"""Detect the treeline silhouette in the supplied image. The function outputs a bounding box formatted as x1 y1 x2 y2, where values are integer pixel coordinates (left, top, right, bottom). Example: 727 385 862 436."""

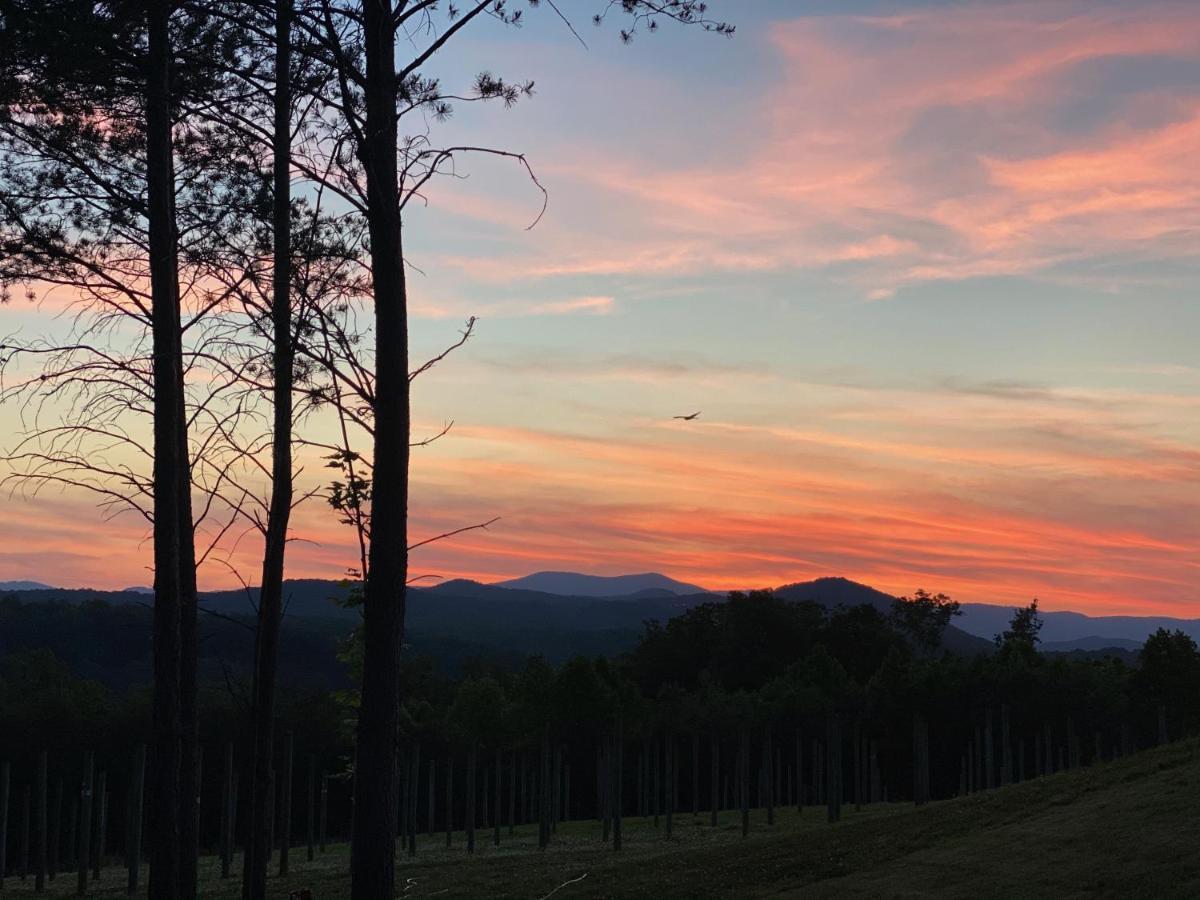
2 589 1197 887
0 597 350 691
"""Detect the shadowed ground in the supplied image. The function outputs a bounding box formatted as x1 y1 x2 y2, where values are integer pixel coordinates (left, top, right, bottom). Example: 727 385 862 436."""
7 738 1198 898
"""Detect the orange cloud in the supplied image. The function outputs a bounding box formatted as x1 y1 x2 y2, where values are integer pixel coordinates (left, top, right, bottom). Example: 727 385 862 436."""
6 361 1199 618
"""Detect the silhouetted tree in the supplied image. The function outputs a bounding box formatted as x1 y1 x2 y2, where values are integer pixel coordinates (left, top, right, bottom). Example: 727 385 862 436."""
0 5 235 895
996 600 1044 661
891 589 961 656
287 2 730 892
1135 629 1200 736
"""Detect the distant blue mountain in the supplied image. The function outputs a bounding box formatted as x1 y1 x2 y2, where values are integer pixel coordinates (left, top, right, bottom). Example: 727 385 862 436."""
3 570 1183 653
956 603 1200 647
1041 636 1144 652
493 571 708 597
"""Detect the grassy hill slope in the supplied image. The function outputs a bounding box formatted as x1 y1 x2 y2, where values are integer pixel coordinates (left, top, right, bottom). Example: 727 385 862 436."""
12 737 1196 898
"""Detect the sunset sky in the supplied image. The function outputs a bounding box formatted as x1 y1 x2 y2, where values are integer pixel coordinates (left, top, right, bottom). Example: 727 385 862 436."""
3 0 1200 617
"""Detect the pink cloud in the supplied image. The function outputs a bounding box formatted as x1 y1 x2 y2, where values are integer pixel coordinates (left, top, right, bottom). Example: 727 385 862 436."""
525 295 614 316
429 3 1200 298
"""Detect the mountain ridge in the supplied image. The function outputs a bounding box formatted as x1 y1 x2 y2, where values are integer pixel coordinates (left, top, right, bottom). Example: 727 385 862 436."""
2 572 1190 648
0 580 53 591
493 570 707 597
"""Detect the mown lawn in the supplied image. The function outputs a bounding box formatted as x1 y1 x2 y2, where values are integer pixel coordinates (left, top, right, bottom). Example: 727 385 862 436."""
8 738 1198 898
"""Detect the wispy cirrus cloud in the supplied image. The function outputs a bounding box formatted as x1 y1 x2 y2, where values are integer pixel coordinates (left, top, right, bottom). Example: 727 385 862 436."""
429 2 1200 300
11 369 1200 615
524 295 614 316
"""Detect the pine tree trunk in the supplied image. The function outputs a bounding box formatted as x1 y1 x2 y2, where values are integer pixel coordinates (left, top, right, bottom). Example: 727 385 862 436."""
265 773 275 865
67 797 78 873
691 734 699 818
538 733 550 849
1001 705 1012 785
351 0 411 893
407 746 419 856
50 776 62 881
221 746 233 878
912 715 921 805
245 0 297 887
863 739 871 805
984 710 994 790
652 739 660 829
479 765 486 835
0 762 8 891
665 736 674 838
93 769 108 880
709 733 719 827
126 744 145 894
178 479 199 900
563 763 570 827
776 749 783 809
493 751 501 847
398 748 409 856
601 741 611 844
444 760 453 849
507 752 515 836
551 749 561 835
319 774 328 854
739 730 749 837
35 751 47 892
826 719 841 823
278 733 293 875
612 720 623 851
146 2 184 895
466 745 476 854
795 731 803 813
870 741 880 803
595 745 603 824
77 752 94 897
20 784 29 881
852 738 860 808
306 756 315 862
429 759 437 839
639 745 647 819
245 2 296 884
812 739 822 806
519 753 527 827
764 726 774 825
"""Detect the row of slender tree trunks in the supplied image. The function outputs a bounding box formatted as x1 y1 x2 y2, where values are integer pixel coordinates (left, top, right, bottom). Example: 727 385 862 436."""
0 739 340 894
0 753 106 894
0 705 1174 888
954 705 1163 797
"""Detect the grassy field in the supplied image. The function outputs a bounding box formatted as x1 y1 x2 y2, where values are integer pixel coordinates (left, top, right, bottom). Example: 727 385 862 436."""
7 738 1198 898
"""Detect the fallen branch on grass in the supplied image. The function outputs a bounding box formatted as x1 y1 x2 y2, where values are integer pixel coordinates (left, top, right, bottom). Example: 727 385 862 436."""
538 872 589 900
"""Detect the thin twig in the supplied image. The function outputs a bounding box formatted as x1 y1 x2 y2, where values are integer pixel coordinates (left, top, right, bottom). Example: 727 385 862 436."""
538 873 589 900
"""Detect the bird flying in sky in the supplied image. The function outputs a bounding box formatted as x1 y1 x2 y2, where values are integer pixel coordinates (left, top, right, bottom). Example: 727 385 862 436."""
673 411 701 421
